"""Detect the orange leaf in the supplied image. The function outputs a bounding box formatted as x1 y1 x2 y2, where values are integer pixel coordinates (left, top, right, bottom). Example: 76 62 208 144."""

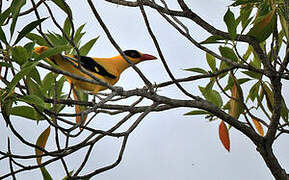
219 121 230 152
35 126 51 165
252 118 264 136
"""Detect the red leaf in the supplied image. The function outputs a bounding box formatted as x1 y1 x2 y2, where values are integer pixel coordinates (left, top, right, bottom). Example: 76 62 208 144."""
219 121 230 152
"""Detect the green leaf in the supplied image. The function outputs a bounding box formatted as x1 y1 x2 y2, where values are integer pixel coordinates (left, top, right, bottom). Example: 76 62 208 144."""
241 16 254 33
28 67 42 85
200 35 225 44
262 82 274 112
278 9 288 40
10 106 45 120
224 8 237 39
18 94 46 109
11 46 28 65
55 95 67 113
251 56 261 69
42 72 56 93
24 41 36 58
219 46 239 62
34 45 69 61
231 0 261 6
184 110 210 116
73 24 86 44
247 9 276 42
207 90 223 108
206 53 216 72
241 70 262 79
10 0 26 37
281 98 288 122
45 32 65 46
40 167 53 180
0 96 14 122
239 4 254 30
205 79 215 91
243 45 253 60
184 67 207 74
224 77 251 91
14 18 47 45
62 171 74 180
199 86 223 108
55 76 67 98
0 7 11 25
218 61 229 79
5 61 39 98
79 37 99 56
51 0 72 17
0 62 12 68
77 89 88 102
25 33 48 46
27 77 44 98
0 26 8 44
35 126 51 165
237 78 252 84
63 17 72 37
246 81 260 102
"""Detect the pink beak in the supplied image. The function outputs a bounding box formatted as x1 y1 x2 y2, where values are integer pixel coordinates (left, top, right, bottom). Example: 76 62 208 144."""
140 54 157 61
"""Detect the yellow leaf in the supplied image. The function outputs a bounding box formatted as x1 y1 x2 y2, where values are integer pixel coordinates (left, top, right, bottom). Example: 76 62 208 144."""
252 117 264 136
229 74 244 119
35 126 51 165
219 120 230 152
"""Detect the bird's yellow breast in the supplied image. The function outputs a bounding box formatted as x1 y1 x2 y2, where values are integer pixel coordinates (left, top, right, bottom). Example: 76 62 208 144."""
56 55 121 94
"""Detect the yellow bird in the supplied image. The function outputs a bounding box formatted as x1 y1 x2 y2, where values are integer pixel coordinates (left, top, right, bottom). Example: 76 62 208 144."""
34 46 157 94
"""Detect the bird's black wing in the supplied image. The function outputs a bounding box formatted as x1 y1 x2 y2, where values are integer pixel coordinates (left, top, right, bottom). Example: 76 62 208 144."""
72 55 117 79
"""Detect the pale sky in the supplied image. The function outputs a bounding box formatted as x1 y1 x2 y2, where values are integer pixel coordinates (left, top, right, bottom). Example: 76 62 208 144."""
1 0 287 179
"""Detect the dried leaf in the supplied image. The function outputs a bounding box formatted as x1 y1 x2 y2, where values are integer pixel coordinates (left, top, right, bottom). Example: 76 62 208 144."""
252 118 264 136
35 126 51 165
229 74 244 119
219 121 230 152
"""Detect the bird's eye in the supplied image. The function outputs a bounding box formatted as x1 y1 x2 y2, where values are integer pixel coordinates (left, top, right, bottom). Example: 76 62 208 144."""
124 50 141 58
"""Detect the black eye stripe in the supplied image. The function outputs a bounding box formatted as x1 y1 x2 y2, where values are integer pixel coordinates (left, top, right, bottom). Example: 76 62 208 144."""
124 50 141 58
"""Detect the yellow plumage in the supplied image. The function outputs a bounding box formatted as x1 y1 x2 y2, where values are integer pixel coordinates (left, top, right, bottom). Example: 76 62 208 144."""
34 46 157 94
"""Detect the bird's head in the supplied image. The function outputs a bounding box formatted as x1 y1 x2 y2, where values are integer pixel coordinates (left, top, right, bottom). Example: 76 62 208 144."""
122 50 157 64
